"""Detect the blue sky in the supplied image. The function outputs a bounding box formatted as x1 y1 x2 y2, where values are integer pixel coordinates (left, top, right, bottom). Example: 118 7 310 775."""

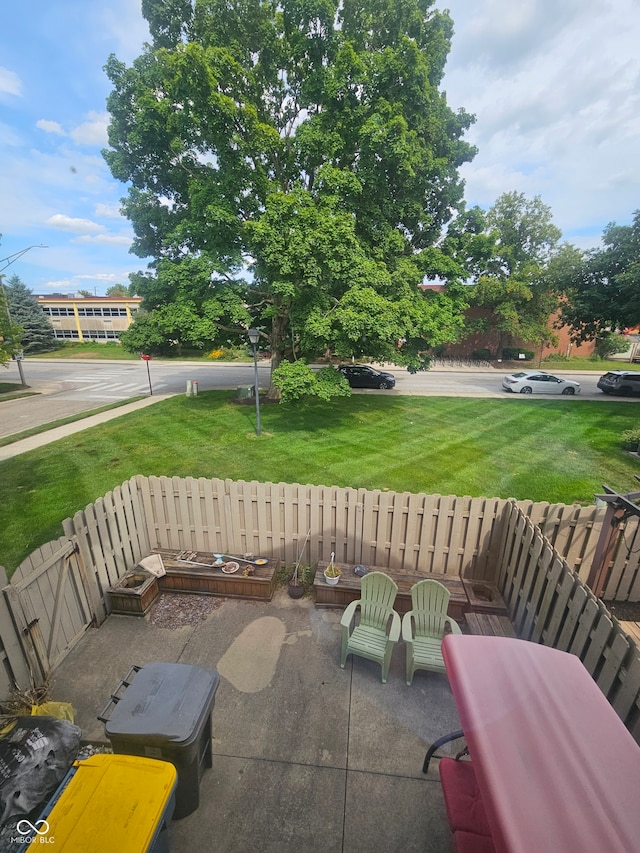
1 0 639 296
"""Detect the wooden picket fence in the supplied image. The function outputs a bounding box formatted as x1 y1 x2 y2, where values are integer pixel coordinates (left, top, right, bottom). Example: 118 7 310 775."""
3 474 640 725
497 502 640 742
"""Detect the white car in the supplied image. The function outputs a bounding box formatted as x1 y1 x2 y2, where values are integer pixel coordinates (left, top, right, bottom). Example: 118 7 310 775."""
502 371 581 395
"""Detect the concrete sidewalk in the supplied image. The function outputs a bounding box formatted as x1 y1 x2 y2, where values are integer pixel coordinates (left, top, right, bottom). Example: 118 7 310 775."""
51 589 460 853
0 394 171 461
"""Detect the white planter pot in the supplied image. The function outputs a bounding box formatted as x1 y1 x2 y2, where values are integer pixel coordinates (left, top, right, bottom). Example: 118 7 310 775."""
324 572 340 586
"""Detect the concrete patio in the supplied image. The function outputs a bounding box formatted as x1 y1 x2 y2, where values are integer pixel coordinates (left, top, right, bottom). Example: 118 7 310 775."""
50 588 461 853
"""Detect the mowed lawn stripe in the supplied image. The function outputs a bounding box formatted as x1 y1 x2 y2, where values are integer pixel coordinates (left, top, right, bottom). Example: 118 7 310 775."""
1 392 639 573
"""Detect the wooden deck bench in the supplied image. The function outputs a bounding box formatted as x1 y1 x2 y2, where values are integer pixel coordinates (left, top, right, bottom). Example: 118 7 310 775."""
314 561 468 620
465 612 517 638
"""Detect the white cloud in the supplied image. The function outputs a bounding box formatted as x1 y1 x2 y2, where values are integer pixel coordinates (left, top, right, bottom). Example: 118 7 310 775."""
440 0 640 244
95 202 122 218
0 66 21 97
74 233 132 246
75 273 122 282
101 1 151 61
37 119 66 136
70 111 109 146
45 213 106 234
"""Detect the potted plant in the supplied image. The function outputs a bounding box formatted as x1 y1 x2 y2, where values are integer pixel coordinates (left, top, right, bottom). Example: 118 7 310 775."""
324 552 342 586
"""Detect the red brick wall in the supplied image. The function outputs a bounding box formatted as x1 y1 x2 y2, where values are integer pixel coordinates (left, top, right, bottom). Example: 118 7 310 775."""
442 308 595 359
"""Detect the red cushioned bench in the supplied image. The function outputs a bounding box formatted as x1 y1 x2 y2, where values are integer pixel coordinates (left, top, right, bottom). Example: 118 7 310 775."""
439 758 495 853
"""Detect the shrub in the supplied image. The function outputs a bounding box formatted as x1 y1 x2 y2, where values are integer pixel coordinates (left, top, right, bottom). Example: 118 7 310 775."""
471 348 493 360
272 361 351 402
502 347 534 361
621 429 640 451
593 332 628 361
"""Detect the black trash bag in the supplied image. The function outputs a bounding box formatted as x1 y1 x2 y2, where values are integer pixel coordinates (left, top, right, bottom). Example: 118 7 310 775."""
0 716 81 824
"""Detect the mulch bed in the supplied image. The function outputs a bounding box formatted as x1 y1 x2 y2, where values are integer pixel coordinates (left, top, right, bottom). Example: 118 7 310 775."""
147 592 223 629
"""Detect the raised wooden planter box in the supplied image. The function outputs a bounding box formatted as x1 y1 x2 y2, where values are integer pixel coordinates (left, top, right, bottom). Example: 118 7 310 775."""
152 549 279 602
462 578 508 616
107 571 159 616
313 562 469 620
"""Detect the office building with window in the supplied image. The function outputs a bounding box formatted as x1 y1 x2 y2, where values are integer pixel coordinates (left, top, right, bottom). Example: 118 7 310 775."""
37 295 142 342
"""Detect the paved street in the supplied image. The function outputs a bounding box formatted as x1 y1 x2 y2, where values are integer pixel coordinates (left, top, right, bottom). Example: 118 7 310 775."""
3 357 627 401
1 358 638 446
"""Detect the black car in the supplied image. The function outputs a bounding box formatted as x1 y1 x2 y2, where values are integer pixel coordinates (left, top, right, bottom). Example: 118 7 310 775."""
337 364 396 389
597 371 640 396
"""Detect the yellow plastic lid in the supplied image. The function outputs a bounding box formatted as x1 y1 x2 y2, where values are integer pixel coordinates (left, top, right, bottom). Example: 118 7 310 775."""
44 753 177 851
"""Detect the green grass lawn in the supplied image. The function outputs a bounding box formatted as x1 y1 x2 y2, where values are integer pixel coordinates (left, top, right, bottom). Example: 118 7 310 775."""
1 392 639 573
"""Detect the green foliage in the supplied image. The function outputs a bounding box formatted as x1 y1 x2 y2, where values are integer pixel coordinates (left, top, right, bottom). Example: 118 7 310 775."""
0 284 24 365
621 428 640 451
556 211 640 341
502 347 534 361
103 0 476 390
2 275 56 355
467 192 563 354
271 361 351 403
485 192 562 276
106 283 138 297
593 332 628 360
471 348 492 360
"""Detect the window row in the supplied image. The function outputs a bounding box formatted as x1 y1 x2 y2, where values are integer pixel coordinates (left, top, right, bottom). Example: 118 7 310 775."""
53 329 121 340
43 307 136 317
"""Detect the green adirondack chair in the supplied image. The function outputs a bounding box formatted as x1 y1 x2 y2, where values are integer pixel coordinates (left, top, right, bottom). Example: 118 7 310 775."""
402 578 462 685
340 571 401 683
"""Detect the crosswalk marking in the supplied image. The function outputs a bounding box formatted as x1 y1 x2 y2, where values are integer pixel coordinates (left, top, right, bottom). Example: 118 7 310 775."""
60 373 164 401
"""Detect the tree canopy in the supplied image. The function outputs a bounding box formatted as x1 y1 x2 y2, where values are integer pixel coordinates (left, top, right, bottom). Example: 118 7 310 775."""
104 0 477 393
0 281 24 366
466 192 563 356
556 210 640 342
106 283 139 297
2 275 55 356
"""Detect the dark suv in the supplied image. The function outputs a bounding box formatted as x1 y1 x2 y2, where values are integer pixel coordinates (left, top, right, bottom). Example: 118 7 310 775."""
597 371 640 396
337 364 395 389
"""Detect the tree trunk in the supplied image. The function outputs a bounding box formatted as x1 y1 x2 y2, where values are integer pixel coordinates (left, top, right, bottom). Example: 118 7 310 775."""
267 312 288 400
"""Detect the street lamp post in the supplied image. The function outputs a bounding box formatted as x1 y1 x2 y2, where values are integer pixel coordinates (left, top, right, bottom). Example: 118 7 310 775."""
247 328 261 436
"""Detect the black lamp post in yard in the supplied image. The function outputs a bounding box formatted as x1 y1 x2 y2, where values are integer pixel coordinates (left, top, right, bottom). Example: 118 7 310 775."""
247 328 261 436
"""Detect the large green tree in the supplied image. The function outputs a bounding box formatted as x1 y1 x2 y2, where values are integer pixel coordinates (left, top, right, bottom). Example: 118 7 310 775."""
3 275 56 354
467 192 563 356
106 283 139 297
104 0 476 392
557 210 640 342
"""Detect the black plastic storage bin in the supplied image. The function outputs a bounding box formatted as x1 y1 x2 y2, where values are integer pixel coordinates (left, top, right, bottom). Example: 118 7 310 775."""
100 662 220 819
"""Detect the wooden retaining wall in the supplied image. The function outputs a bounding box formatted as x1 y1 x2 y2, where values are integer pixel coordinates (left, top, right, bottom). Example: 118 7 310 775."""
497 502 640 743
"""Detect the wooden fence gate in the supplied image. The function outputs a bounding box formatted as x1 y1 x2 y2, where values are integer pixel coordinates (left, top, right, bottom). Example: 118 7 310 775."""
2 537 97 684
